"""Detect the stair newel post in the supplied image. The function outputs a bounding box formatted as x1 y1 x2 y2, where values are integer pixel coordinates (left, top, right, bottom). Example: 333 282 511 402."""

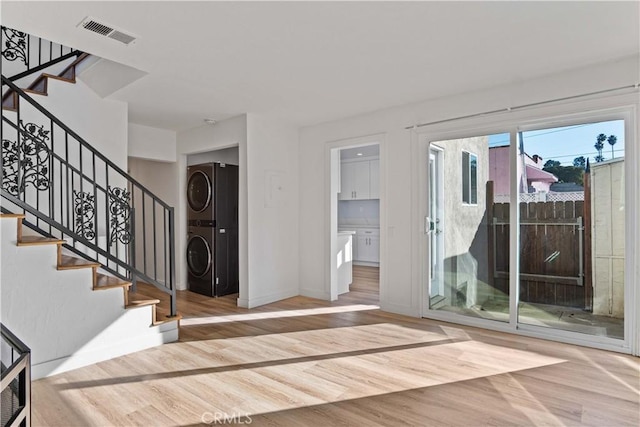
129 207 137 293
168 206 176 317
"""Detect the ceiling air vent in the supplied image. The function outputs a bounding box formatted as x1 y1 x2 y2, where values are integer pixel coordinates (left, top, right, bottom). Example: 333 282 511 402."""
78 17 137 45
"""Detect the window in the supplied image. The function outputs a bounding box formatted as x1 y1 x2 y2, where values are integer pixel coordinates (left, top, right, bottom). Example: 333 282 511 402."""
462 151 477 204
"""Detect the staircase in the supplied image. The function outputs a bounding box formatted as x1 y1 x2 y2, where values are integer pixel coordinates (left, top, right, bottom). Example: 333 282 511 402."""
2 52 90 111
1 26 179 378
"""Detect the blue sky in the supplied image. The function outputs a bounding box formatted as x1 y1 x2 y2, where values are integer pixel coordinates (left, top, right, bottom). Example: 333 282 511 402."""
488 120 625 166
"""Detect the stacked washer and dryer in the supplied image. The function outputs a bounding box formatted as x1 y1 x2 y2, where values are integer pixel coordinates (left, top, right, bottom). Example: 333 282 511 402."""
186 163 239 297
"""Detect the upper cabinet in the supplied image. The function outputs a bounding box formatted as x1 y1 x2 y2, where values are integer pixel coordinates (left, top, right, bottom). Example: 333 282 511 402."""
339 158 379 200
369 159 379 199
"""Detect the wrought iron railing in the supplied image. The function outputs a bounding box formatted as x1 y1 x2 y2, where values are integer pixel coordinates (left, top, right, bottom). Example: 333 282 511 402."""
1 323 31 427
1 26 82 82
0 76 177 316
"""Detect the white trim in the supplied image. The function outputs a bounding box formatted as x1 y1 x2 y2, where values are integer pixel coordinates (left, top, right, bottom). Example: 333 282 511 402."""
509 130 519 328
237 287 299 309
415 92 638 355
325 134 386 305
461 149 479 205
32 326 178 380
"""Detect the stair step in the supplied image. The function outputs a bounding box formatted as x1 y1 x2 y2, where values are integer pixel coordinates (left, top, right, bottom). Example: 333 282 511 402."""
1 92 18 111
22 88 47 97
153 313 183 326
94 273 131 291
27 76 47 93
0 213 26 219
17 236 65 246
126 299 160 309
57 255 100 270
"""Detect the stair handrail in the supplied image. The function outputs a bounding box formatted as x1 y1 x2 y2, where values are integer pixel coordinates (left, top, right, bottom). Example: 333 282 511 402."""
2 25 83 81
1 323 31 427
1 75 177 317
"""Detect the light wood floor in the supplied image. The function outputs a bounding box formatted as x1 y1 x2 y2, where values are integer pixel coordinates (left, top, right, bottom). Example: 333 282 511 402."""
31 267 639 426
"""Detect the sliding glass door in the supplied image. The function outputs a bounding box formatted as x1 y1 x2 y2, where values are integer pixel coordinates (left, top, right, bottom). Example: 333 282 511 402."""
423 116 630 347
516 120 625 339
426 134 510 322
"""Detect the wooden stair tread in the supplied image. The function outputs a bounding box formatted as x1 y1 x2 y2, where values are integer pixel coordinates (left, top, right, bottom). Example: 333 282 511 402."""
0 213 26 219
18 236 65 246
22 88 47 96
126 299 160 309
58 255 100 270
40 73 75 84
94 274 131 290
153 313 182 326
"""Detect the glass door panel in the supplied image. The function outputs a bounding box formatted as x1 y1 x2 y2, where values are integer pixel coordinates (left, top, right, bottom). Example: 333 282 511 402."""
427 134 510 322
516 121 625 339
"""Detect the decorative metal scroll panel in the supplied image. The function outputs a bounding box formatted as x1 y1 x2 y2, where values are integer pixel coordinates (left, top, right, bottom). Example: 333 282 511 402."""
1 121 51 196
108 187 132 247
1 27 28 66
73 191 96 240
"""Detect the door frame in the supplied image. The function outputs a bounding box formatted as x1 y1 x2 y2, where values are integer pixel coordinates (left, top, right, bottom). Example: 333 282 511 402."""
426 145 445 309
414 94 638 355
325 134 386 302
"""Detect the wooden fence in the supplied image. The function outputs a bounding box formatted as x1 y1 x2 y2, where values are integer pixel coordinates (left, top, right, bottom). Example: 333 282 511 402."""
488 178 593 310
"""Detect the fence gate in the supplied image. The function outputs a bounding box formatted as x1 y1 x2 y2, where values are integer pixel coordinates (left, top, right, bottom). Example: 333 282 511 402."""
491 200 591 309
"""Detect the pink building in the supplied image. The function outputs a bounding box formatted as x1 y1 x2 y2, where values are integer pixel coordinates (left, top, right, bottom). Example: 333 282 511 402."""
489 146 558 196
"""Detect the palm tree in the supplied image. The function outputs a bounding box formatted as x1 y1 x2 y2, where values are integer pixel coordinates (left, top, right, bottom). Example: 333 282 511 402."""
607 134 617 159
594 133 606 162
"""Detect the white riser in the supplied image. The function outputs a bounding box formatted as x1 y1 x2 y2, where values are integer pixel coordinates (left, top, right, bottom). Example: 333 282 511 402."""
0 217 177 379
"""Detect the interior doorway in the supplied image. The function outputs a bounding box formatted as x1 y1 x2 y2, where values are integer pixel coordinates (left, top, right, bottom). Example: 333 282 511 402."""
331 142 381 304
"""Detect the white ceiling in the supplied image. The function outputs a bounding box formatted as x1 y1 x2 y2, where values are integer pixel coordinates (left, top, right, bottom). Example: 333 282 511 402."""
2 1 638 132
341 144 379 161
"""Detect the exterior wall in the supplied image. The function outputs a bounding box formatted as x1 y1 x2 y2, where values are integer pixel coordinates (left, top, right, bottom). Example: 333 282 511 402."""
591 159 625 318
437 136 490 308
489 146 511 195
490 146 556 197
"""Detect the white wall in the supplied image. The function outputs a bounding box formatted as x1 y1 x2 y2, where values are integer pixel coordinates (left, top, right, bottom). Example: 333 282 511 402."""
128 123 177 162
128 157 178 283
34 77 128 170
242 114 300 308
187 147 239 166
176 116 247 292
0 217 177 380
299 55 639 318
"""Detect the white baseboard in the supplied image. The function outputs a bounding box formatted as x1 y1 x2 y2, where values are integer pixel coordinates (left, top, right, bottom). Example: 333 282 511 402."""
299 288 330 300
237 288 299 309
353 261 380 267
32 326 178 379
380 302 420 318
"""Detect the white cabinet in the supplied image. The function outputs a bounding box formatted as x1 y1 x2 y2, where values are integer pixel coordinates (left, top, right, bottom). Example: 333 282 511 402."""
337 232 354 295
369 159 379 199
339 159 379 200
354 228 379 264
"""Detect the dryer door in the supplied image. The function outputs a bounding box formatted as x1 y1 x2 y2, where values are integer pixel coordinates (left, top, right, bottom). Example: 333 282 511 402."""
187 170 212 213
187 235 212 278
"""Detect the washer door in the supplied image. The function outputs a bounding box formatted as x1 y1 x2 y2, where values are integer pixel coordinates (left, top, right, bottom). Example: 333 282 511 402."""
187 170 212 212
187 235 212 278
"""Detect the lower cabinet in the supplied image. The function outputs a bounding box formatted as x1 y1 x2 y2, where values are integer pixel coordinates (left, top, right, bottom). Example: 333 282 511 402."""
354 228 379 264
